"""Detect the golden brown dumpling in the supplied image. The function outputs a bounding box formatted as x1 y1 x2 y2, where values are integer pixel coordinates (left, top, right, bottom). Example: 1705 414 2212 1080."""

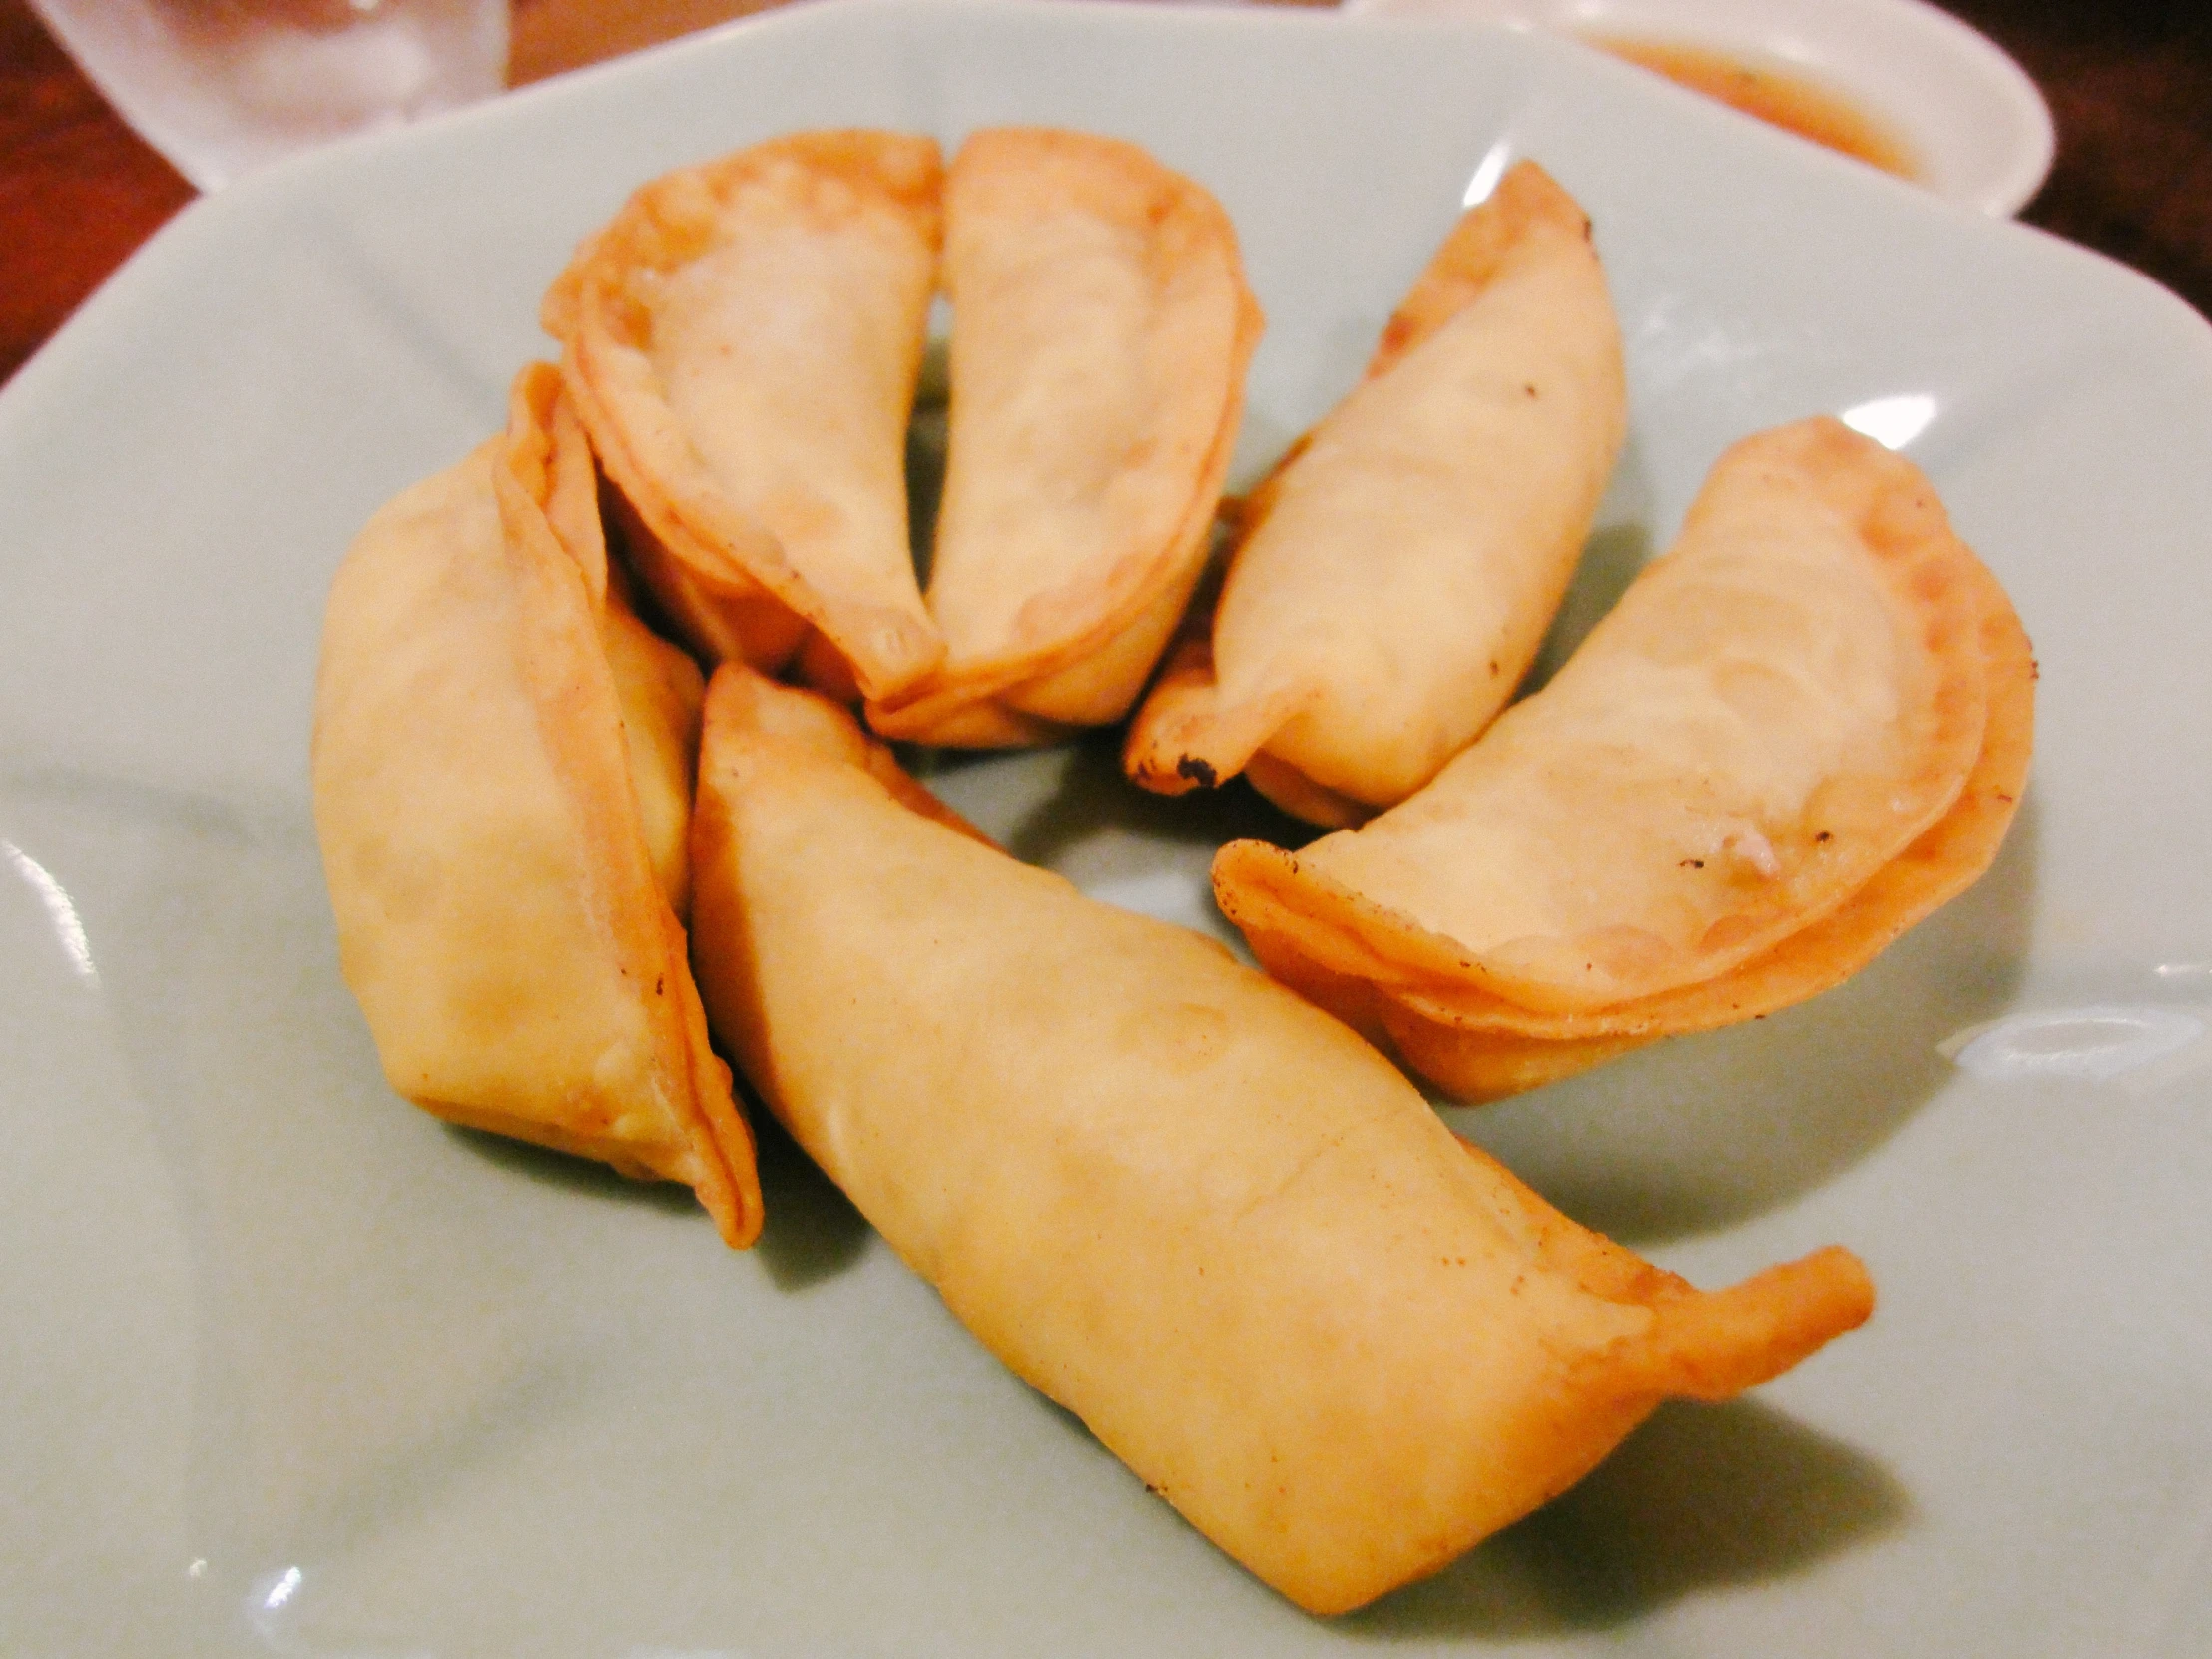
1126 161 1626 826
1214 416 2034 1100
688 664 1874 1613
310 363 761 1246
544 130 945 702
864 127 1263 747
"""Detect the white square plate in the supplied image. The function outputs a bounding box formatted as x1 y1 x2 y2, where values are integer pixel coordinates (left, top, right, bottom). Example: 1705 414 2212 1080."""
4 1 2209 1652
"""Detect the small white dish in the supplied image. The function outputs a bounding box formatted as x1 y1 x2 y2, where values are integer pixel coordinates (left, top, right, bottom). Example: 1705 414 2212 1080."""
1343 0 2057 216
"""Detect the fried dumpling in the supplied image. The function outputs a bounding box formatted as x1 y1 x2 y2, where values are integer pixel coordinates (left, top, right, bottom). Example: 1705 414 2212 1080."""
544 129 945 702
863 127 1263 747
310 363 762 1247
688 664 1874 1613
1125 161 1626 827
1214 416 2034 1100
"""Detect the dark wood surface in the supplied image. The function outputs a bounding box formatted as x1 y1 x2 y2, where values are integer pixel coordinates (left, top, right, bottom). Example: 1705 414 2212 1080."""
3 0 2209 388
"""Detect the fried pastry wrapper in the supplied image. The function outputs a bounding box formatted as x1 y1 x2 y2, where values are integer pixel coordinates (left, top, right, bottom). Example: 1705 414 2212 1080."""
310 364 762 1247
688 664 1874 1613
863 128 1263 746
698 665 991 848
544 129 945 702
1214 416 2031 1098
1125 161 1626 826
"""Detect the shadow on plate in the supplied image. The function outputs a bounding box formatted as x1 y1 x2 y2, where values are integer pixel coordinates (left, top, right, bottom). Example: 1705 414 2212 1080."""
1000 723 1320 869
749 1104 872 1292
1524 517 1655 695
1346 1396 1912 1638
450 1094 875 1293
1013 1379 1908 1637
445 1125 706 1218
1449 792 2041 1245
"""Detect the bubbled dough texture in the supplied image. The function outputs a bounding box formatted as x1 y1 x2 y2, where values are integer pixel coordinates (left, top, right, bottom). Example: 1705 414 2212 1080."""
646 185 935 628
312 451 687 1159
1218 220 1624 804
693 738 1687 1614
926 138 1246 662
1304 449 1943 999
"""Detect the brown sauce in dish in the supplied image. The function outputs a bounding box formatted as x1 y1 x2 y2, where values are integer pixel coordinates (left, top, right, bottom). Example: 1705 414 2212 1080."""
1584 35 1921 181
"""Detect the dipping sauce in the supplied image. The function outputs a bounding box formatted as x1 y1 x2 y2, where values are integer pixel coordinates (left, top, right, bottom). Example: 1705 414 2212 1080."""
1585 35 1921 181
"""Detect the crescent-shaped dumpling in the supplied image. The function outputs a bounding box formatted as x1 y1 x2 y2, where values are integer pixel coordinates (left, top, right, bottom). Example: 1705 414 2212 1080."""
863 127 1263 747
544 130 945 702
687 664 1874 1613
310 363 762 1246
1125 160 1626 827
1213 416 2034 1100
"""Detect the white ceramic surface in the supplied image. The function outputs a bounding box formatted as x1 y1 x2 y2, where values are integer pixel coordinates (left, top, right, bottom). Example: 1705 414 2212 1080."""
1344 0 2056 216
2 1 2208 1653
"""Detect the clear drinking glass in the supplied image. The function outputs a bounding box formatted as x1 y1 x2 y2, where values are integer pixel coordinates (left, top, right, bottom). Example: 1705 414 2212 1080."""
29 0 510 191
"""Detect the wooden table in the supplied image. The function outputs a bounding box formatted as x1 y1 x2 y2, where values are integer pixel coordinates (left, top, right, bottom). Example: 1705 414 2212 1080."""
3 0 2208 388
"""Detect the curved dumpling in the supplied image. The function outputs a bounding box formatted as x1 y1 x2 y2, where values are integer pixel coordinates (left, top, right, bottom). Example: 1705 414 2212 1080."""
1126 160 1625 827
864 127 1263 747
311 363 762 1246
1214 416 2034 1100
688 664 1874 1613
544 129 945 702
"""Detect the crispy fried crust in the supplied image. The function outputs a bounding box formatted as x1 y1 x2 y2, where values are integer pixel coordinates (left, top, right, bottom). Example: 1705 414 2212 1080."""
863 127 1263 745
1124 161 1626 819
688 669 1873 1613
546 130 946 702
1213 416 2032 1099
311 364 761 1245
